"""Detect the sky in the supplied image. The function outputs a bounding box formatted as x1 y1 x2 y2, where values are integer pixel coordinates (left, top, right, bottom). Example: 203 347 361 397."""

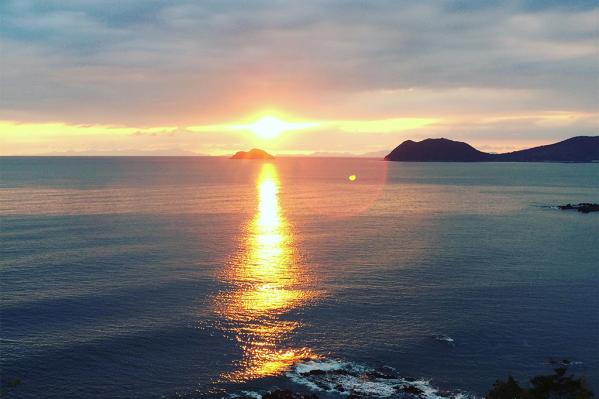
1 0 597 155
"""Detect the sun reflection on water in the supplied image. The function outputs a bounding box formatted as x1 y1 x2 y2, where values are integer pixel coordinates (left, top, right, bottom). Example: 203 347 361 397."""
216 163 316 382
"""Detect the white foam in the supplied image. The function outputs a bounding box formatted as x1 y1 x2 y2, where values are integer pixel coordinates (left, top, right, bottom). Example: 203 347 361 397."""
294 359 355 374
433 334 455 344
286 359 475 399
228 390 262 399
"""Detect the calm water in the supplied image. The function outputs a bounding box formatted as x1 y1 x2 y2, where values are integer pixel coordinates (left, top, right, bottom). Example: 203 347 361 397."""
1 157 597 398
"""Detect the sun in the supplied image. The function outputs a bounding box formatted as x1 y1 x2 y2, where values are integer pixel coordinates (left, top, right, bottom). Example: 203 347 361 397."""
249 116 289 139
240 114 319 140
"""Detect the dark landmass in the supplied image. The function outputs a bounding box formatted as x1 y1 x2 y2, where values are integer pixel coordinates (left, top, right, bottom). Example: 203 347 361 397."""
384 136 599 162
558 203 599 213
231 148 275 160
384 138 492 162
487 366 593 399
499 136 599 162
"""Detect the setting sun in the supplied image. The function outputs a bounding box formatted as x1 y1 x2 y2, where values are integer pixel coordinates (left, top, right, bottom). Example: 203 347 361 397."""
236 115 319 140
249 116 288 139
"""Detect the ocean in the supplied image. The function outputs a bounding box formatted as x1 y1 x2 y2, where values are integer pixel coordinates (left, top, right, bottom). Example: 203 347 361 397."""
1 157 597 398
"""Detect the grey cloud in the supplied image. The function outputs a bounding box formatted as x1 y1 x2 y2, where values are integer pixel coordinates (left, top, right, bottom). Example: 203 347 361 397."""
1 0 597 125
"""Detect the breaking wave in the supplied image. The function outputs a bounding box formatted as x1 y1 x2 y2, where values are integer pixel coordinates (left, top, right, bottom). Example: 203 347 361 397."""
432 334 455 346
286 359 473 398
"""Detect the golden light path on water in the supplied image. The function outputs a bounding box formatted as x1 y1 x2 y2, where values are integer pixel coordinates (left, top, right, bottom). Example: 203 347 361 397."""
217 163 316 382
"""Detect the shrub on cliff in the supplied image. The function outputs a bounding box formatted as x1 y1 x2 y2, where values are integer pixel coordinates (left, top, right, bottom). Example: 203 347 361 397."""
487 367 594 399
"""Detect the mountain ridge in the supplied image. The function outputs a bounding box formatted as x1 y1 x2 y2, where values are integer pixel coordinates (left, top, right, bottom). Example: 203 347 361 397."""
384 136 599 162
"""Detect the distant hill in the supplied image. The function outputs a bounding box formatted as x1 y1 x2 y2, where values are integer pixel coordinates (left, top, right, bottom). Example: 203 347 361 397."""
384 138 492 162
497 136 599 162
384 136 599 162
230 148 274 160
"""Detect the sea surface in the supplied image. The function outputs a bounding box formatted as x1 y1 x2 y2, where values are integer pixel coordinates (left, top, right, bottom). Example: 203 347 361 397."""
1 157 597 399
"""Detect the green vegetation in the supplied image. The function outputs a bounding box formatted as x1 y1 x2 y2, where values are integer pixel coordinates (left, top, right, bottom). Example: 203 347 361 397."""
487 367 594 399
0 377 21 397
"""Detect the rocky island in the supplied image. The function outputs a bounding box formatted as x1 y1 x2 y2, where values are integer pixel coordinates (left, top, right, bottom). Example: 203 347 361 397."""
385 136 599 162
230 148 275 160
558 203 599 213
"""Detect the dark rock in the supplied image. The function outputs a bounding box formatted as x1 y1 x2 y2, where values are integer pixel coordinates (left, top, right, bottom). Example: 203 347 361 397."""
305 369 327 376
399 385 424 396
303 368 351 376
559 204 576 210
558 203 599 213
372 366 398 379
262 389 319 399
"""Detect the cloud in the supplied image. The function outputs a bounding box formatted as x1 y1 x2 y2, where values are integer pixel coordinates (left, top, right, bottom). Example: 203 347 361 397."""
0 0 597 153
0 111 595 156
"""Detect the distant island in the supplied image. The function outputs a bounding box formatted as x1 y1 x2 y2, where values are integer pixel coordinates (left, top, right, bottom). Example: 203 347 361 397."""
230 148 274 160
384 136 599 162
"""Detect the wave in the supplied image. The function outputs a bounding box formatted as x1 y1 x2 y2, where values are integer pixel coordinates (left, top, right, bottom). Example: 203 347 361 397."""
432 334 455 346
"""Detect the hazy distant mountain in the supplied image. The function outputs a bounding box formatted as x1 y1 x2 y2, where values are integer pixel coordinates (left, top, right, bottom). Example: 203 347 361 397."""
231 148 274 160
385 136 599 162
36 149 203 156
307 151 357 158
306 150 389 158
359 149 390 158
